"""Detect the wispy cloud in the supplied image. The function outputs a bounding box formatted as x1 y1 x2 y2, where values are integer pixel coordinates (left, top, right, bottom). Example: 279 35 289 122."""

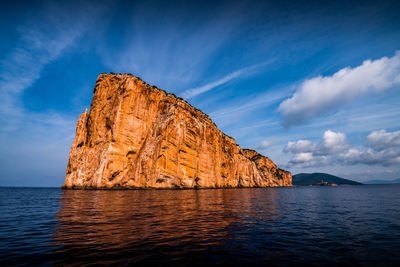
210 85 290 120
182 66 250 99
0 1 107 131
0 1 110 186
98 1 249 92
0 27 80 127
279 51 400 127
182 61 274 99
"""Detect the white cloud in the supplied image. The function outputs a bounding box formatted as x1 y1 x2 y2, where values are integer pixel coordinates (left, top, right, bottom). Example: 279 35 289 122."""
291 152 313 163
289 152 328 167
339 148 362 161
284 130 349 156
321 130 349 153
285 129 400 167
257 140 276 150
366 129 400 151
278 52 400 127
339 147 400 166
284 140 317 153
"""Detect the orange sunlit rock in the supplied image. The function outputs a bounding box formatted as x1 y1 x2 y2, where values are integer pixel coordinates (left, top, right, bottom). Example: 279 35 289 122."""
63 73 292 189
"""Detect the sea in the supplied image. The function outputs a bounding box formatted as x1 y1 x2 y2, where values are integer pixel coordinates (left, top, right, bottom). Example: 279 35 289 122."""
0 185 399 266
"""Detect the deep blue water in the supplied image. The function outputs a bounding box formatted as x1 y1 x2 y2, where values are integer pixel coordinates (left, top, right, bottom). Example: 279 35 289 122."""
0 185 399 266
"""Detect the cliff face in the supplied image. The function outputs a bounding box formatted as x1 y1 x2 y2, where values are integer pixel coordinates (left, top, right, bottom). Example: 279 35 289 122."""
63 73 292 189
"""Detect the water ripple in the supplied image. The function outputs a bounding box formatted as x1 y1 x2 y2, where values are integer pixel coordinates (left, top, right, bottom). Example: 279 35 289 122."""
0 185 400 266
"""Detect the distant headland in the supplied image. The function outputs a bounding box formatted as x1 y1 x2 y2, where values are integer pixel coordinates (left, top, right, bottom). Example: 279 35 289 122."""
293 173 362 186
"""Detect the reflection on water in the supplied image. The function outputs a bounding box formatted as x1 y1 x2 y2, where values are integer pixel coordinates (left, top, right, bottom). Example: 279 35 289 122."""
1 186 400 266
52 186 400 266
54 189 282 265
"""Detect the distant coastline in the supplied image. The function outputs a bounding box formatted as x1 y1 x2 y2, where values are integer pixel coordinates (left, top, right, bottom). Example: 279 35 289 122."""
293 173 362 186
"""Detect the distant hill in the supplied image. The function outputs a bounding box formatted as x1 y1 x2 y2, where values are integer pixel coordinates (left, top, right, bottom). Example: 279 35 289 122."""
293 173 362 186
364 178 400 184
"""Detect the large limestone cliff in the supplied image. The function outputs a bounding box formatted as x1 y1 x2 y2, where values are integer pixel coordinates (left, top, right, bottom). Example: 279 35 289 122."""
63 73 292 189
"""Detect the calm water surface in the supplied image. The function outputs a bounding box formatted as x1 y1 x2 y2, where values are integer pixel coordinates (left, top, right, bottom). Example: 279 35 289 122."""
0 185 399 266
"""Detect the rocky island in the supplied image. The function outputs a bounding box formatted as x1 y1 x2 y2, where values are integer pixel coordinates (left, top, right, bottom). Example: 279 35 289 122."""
62 73 292 189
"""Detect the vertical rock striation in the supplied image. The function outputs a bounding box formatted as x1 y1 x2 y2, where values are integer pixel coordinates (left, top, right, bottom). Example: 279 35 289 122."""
63 73 292 189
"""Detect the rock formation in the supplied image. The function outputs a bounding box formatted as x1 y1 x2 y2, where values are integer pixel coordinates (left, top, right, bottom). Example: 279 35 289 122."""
63 73 292 189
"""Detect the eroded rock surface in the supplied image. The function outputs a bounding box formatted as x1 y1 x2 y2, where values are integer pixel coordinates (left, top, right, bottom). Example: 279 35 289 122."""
63 73 292 189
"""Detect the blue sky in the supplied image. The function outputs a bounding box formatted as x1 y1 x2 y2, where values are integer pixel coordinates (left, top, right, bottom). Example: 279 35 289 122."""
1 0 400 186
